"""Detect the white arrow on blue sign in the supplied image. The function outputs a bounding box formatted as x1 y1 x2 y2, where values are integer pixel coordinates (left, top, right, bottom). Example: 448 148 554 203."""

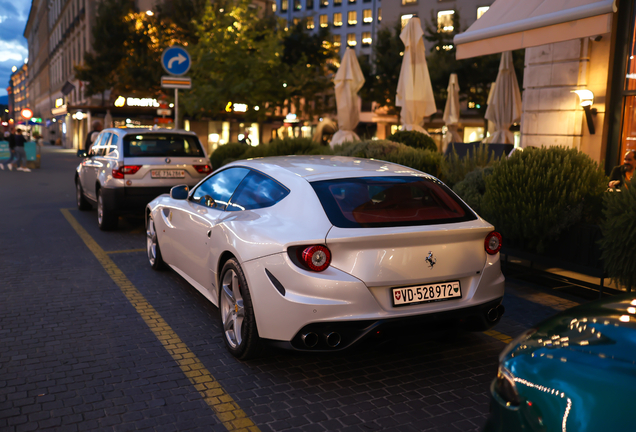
161 46 191 76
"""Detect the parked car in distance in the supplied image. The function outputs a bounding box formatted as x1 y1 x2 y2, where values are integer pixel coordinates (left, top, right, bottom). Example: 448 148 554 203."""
75 128 211 230
485 294 636 432
145 156 505 359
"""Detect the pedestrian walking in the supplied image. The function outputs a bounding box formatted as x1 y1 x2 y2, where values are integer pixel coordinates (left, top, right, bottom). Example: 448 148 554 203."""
0 127 19 171
84 120 103 150
13 128 31 172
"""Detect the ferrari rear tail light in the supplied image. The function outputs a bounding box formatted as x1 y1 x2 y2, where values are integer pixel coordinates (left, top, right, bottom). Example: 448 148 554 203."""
112 165 142 179
299 245 331 272
485 231 502 255
194 164 212 174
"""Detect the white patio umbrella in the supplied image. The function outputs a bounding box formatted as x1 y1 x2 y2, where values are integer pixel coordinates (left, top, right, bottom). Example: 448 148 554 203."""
396 17 436 133
104 109 113 128
330 48 365 147
442 73 462 151
484 51 522 144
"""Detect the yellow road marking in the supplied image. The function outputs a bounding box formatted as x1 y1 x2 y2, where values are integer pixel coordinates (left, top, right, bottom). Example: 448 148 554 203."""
105 248 146 255
61 208 260 432
483 329 513 345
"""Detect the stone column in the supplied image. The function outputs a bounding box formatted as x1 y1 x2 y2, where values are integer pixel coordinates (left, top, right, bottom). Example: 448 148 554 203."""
520 36 611 163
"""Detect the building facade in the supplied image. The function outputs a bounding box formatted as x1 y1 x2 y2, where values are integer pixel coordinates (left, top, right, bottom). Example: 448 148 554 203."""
9 64 29 126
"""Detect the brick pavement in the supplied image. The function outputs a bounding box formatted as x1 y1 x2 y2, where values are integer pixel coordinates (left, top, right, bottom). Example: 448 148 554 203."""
0 147 585 432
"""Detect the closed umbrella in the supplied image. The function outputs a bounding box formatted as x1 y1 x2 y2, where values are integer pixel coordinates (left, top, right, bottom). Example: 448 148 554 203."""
484 51 522 144
330 48 365 147
443 73 462 151
396 17 436 133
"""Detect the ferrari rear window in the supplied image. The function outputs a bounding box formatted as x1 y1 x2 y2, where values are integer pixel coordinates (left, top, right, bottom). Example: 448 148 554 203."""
310 176 476 228
123 134 204 157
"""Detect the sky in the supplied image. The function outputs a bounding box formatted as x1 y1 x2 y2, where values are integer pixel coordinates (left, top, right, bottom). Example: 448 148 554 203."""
0 0 30 97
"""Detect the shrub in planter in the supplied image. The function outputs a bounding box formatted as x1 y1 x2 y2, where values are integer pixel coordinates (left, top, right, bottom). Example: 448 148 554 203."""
335 140 444 178
210 143 249 170
442 144 501 188
481 147 607 253
452 166 494 215
388 130 438 152
210 138 332 169
599 179 636 291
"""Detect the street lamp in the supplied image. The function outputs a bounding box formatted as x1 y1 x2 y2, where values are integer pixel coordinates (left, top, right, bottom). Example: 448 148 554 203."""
572 89 596 135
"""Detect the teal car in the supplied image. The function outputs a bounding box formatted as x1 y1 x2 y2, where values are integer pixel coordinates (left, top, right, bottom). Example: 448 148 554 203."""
485 294 636 432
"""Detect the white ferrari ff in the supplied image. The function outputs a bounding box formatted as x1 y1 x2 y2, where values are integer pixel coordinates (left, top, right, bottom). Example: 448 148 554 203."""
145 156 505 359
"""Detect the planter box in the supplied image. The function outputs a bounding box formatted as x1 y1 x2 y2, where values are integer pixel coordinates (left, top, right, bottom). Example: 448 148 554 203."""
501 223 607 295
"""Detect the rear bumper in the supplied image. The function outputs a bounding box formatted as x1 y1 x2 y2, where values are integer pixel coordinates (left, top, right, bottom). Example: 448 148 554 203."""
266 298 505 352
100 186 176 215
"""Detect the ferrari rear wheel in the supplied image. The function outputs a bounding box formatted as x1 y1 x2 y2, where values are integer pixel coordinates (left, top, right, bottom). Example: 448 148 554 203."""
220 259 260 360
146 214 165 270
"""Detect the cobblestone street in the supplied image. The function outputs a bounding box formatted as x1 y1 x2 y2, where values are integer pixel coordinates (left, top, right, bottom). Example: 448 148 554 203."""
0 147 588 432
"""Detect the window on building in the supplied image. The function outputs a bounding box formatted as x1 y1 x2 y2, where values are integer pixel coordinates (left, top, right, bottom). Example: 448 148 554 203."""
363 9 372 23
362 32 372 46
349 0 356 4
307 17 315 29
293 17 300 25
437 10 455 32
272 2 277 12
378 8 382 21
307 0 314 9
477 6 489 19
320 14 329 27
401 14 414 29
334 0 342 5
334 12 343 26
320 0 328 7
348 10 357 25
333 34 341 47
294 0 301 10
402 0 416 4
347 33 357 46
281 0 288 11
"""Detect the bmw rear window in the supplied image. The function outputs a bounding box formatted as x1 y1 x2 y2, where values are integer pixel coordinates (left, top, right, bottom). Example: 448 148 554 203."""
123 134 204 157
310 176 476 228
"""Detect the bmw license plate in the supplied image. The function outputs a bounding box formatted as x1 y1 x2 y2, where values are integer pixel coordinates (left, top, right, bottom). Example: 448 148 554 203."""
151 170 185 178
392 281 461 306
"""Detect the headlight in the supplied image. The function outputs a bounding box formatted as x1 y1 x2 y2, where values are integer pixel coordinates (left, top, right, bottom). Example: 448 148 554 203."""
495 366 520 407
499 328 536 362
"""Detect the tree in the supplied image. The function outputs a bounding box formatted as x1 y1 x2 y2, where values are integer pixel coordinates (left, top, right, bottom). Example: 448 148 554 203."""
182 0 286 122
359 20 404 115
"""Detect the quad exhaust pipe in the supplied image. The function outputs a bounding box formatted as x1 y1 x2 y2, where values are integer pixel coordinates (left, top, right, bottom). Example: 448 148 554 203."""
301 331 342 348
487 305 505 323
301 332 318 348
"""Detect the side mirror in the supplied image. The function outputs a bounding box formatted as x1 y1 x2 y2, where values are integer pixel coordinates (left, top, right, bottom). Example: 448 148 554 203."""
170 185 189 200
77 149 88 158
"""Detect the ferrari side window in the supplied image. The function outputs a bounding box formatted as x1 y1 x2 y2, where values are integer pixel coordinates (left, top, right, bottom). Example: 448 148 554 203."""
192 167 249 210
227 171 290 211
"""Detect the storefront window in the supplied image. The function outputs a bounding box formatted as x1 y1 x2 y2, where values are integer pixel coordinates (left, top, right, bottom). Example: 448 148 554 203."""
620 96 636 154
620 4 636 158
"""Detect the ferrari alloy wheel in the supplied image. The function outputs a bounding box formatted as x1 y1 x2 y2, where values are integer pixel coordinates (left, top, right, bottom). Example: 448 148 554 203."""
220 259 260 359
146 214 165 270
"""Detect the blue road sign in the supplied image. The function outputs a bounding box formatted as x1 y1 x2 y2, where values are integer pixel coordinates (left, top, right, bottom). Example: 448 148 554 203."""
161 46 191 76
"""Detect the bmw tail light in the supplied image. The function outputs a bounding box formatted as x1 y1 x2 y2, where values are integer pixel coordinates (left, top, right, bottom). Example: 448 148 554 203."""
485 231 502 255
194 164 212 174
298 245 331 272
112 165 142 179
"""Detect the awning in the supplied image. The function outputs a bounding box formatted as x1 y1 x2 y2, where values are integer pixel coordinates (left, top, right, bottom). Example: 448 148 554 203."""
454 0 616 59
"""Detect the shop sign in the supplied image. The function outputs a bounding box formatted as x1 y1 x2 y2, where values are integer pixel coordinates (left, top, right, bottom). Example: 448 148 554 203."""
114 96 160 108
157 108 172 116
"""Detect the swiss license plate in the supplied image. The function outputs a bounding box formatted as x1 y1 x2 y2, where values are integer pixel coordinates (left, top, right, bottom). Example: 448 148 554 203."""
392 281 461 306
151 169 185 179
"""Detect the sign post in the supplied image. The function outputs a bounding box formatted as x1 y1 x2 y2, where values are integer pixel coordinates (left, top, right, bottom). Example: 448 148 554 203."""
161 46 191 130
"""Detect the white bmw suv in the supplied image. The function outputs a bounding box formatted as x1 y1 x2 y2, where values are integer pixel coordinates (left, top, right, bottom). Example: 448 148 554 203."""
75 128 211 230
